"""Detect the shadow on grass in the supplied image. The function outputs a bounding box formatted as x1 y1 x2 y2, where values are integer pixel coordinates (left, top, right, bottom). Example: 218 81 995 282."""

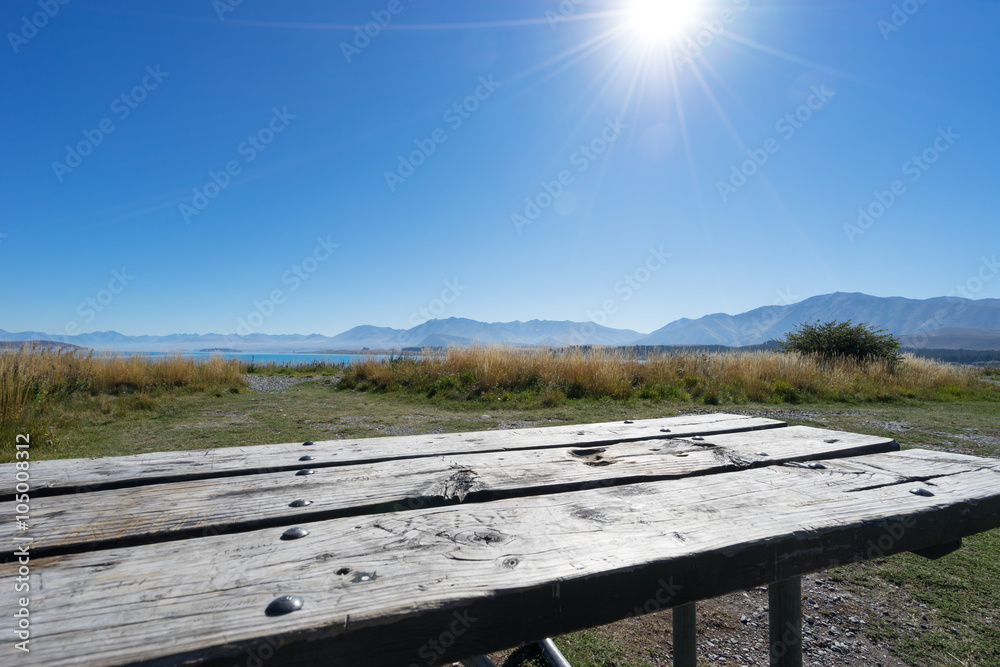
499 643 548 667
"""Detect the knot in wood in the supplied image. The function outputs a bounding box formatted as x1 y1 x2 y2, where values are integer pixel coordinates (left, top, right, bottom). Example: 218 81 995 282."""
449 528 512 547
431 468 481 501
570 447 615 467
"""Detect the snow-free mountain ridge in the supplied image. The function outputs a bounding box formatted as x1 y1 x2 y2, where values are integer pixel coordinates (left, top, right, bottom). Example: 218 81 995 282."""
3 293 999 351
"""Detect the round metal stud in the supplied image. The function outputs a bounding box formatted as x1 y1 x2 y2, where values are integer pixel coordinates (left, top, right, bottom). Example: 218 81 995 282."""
660 428 671 433
910 488 935 497
302 440 315 446
296 469 317 476
808 462 827 470
691 436 704 441
299 455 315 461
624 420 634 424
756 452 769 457
281 526 310 540
289 499 313 508
265 595 303 616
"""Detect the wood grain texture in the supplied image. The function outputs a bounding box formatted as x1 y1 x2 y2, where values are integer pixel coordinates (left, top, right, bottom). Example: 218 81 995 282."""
3 449 998 667
0 414 784 498
0 426 897 559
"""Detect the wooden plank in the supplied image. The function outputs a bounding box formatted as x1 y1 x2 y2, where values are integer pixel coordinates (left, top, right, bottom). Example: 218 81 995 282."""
2 426 897 559
768 578 802 667
0 414 784 497
672 603 697 667
4 449 998 667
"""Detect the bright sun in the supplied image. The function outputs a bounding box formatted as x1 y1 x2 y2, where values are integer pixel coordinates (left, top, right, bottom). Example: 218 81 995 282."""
627 0 702 45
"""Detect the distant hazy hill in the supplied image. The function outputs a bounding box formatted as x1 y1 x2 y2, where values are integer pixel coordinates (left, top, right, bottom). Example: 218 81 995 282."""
638 292 1000 347
4 293 999 352
328 318 644 348
0 340 87 351
0 330 340 353
898 327 1000 351
0 318 643 352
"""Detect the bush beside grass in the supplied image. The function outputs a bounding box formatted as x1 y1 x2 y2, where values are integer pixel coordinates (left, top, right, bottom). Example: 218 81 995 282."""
338 346 999 406
780 319 903 367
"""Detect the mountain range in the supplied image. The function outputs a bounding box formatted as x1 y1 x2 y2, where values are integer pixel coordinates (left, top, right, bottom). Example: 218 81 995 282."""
3 292 999 352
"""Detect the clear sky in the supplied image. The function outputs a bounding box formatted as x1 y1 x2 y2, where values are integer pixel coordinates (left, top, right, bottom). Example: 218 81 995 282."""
2 0 998 336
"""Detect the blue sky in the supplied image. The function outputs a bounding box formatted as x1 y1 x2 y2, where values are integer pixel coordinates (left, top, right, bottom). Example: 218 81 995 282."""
2 0 998 336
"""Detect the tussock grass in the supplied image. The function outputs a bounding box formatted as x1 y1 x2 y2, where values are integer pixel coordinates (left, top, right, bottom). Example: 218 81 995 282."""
0 346 245 452
338 346 998 405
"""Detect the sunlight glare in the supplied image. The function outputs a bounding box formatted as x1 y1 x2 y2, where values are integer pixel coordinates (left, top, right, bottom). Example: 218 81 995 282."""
627 0 701 45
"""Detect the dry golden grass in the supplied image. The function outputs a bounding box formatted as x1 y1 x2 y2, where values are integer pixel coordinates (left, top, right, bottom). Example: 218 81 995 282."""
0 346 245 445
340 346 995 404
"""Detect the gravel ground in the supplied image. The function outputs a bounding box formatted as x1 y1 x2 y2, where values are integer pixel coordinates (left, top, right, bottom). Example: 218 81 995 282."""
484 572 911 667
242 374 317 392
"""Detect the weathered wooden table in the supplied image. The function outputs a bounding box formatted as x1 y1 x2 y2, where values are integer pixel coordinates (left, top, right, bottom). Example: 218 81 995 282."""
3 413 1000 666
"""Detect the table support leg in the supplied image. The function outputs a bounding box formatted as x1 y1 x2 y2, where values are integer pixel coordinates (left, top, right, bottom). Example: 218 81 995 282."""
672 602 697 667
768 577 802 667
538 638 573 667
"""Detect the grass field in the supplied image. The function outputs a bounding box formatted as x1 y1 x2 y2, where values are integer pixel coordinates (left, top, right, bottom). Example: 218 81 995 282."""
2 346 999 665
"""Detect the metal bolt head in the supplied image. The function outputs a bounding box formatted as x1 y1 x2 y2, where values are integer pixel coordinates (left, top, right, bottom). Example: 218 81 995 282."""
281 527 310 540
624 420 634 424
289 499 313 508
299 455 315 461
910 488 935 497
756 452 769 457
691 436 704 441
296 469 317 476
302 440 315 446
660 428 671 433
266 595 303 616
808 462 827 470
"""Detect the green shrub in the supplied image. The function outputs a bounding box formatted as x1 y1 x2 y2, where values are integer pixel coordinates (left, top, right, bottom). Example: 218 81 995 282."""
779 320 903 367
539 387 566 407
